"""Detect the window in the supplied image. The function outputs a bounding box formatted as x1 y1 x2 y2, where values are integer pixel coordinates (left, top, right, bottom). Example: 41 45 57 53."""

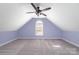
35 20 43 36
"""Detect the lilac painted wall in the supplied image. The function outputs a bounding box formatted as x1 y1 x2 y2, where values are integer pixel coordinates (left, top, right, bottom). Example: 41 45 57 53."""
63 31 79 46
0 17 79 47
0 31 17 45
18 18 62 39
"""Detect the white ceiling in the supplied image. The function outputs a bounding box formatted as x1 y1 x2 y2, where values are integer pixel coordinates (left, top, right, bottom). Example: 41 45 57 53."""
0 3 79 31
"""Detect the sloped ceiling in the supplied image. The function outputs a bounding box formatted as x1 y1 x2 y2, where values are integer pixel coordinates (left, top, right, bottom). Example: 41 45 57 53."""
0 3 33 31
0 3 79 31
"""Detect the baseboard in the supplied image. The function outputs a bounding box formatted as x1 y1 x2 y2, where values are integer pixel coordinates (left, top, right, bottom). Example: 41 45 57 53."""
18 37 62 39
0 38 17 47
62 38 79 47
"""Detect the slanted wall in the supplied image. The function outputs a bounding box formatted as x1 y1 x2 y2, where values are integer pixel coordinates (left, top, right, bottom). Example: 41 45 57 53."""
18 18 62 39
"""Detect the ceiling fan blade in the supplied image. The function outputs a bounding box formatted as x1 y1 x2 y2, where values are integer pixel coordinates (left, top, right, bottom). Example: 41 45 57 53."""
41 7 51 12
40 13 47 16
26 12 35 14
31 3 38 12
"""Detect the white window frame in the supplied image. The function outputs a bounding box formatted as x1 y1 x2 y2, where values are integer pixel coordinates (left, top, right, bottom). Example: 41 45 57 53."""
35 20 44 36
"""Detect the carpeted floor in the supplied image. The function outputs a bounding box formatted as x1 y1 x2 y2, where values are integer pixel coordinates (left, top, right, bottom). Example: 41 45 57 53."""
0 39 79 55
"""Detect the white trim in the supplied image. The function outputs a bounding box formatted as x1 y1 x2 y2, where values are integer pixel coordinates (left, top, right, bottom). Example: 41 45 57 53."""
62 38 79 47
0 38 17 47
18 37 62 40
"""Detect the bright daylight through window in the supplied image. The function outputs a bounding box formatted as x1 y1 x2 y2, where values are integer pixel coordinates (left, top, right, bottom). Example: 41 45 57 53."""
35 20 44 36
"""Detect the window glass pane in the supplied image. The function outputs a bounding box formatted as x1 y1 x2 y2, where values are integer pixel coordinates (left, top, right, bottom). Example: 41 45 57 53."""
35 20 43 36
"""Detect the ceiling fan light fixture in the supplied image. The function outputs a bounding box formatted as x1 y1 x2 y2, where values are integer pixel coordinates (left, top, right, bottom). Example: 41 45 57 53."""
26 3 52 17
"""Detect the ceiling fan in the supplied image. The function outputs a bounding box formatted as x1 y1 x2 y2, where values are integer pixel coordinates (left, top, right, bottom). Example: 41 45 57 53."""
26 3 51 16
